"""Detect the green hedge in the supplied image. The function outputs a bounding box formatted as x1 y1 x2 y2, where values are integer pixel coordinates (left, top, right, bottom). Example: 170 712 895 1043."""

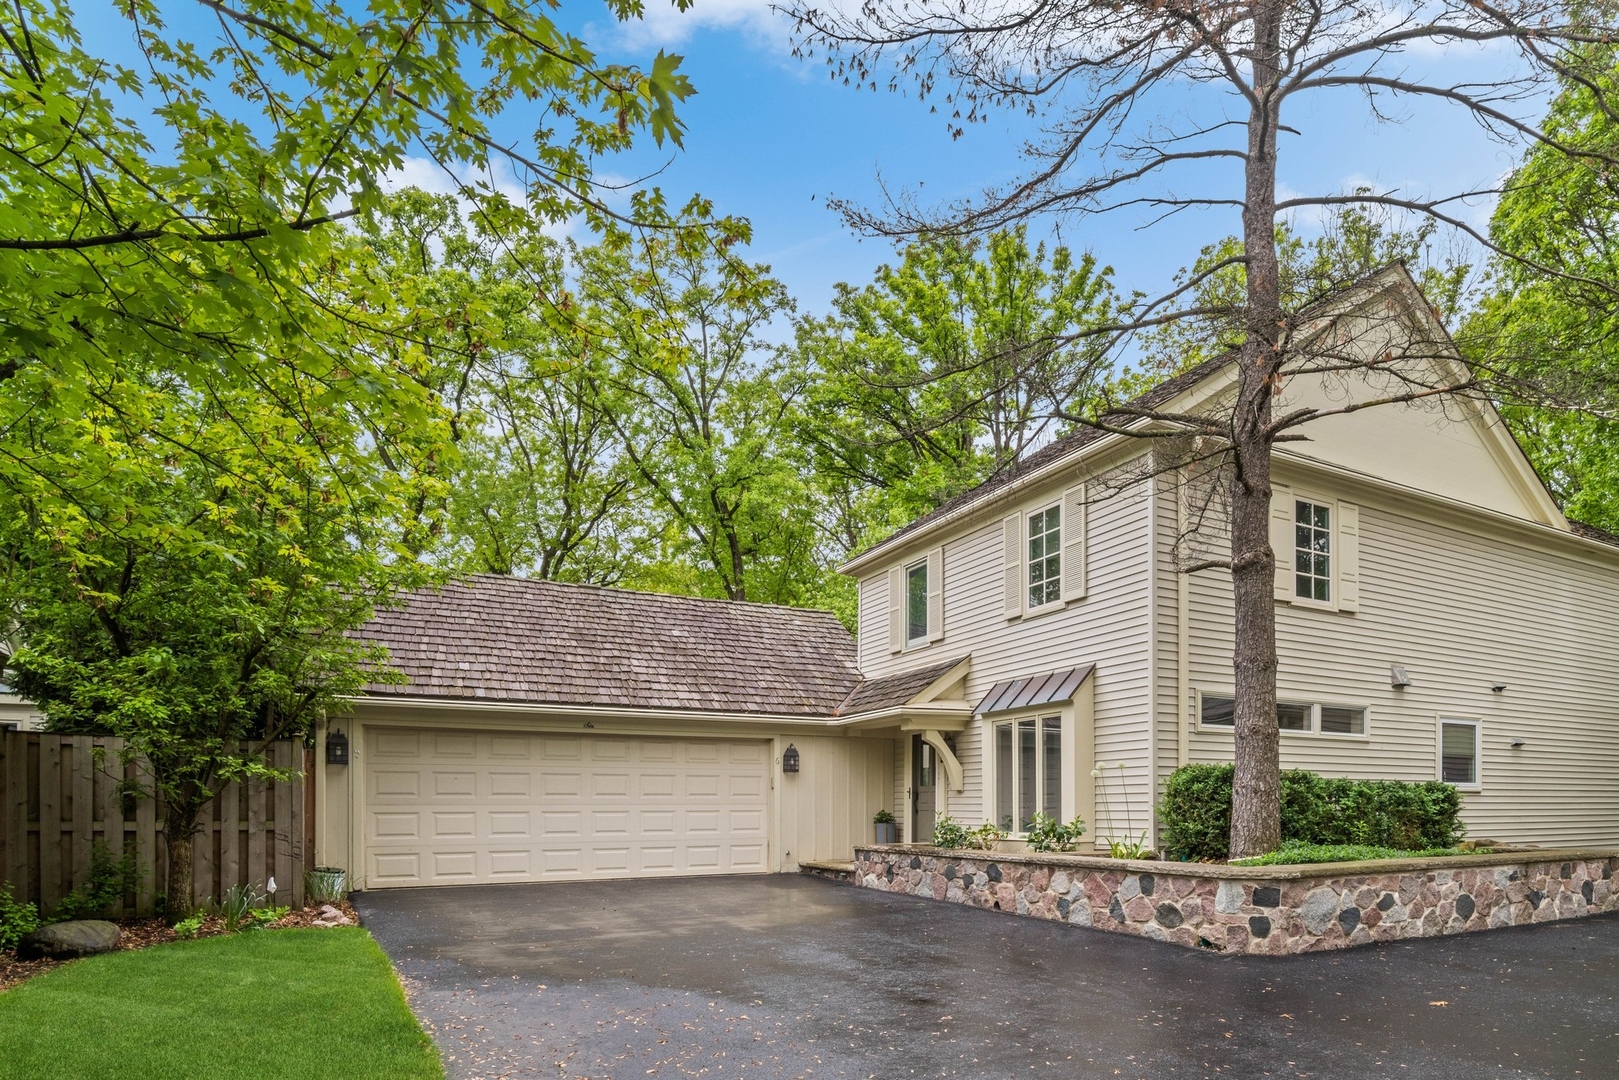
1159 764 1465 861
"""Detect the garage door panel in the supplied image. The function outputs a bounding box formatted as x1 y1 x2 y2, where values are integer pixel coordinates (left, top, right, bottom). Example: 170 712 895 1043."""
363 730 770 887
431 812 475 839
435 733 477 757
489 771 530 798
489 811 531 838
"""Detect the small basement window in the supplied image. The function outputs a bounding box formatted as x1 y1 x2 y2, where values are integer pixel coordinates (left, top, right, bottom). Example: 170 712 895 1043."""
1198 693 1368 737
1440 719 1480 788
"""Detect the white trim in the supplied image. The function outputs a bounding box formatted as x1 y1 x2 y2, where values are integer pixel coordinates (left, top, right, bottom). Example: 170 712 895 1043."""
1438 716 1483 792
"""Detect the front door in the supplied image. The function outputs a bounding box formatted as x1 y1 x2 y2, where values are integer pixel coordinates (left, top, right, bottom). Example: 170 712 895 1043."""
911 735 937 842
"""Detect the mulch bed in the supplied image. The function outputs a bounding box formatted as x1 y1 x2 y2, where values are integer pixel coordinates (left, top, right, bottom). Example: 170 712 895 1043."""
0 899 362 993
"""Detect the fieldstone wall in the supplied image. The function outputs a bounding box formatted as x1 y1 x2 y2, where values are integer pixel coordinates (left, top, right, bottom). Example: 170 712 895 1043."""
853 845 1619 954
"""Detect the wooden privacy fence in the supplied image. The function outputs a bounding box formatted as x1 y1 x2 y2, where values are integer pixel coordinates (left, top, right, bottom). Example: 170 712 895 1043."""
0 733 313 916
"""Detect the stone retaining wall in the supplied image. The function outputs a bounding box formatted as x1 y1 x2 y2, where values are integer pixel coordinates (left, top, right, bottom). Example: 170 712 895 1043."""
853 845 1619 954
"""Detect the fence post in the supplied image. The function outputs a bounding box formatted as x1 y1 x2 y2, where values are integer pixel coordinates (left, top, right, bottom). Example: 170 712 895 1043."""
2 732 22 895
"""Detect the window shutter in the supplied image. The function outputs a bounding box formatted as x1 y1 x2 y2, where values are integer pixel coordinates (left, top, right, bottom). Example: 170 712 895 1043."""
1061 483 1087 602
926 547 944 641
1337 502 1360 611
1270 483 1294 602
887 566 903 653
1002 515 1022 619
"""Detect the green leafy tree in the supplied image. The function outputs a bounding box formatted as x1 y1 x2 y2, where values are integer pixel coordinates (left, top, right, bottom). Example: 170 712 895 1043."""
1 346 438 919
579 214 825 605
1468 52 1619 533
795 228 1118 552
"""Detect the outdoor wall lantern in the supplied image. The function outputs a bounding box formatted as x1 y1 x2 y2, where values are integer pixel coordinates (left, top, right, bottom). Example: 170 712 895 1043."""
782 743 801 774
326 728 350 766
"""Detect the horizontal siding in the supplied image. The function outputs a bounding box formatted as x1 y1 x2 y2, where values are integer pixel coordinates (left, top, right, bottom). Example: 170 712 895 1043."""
1186 479 1619 847
858 467 1154 837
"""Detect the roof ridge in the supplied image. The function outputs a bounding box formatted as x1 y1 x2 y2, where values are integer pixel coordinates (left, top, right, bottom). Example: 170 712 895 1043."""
449 573 846 620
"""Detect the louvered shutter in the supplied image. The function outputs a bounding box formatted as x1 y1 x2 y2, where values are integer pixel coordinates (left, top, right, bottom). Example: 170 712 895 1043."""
1061 483 1087 602
1271 483 1295 602
887 565 903 653
926 547 945 641
1337 502 1360 611
1002 515 1022 619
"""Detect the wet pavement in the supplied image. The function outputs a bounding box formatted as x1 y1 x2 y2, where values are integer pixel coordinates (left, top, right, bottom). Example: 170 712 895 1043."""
353 874 1619 1079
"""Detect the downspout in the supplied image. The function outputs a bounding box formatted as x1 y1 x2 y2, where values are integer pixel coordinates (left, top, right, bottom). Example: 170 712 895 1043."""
1146 474 1160 849
1177 471 1191 768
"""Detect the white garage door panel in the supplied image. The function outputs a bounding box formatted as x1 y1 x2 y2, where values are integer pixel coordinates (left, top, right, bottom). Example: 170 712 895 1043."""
364 730 770 887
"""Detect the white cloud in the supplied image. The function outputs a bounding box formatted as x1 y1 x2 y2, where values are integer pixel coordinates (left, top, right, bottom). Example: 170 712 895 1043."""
609 0 787 50
378 155 587 240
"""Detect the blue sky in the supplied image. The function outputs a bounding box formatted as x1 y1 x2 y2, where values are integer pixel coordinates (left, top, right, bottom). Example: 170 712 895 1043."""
84 2 1541 319
538 2 1538 317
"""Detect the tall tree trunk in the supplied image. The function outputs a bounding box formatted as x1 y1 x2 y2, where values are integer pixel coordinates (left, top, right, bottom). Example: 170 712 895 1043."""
164 805 202 922
1229 0 1286 859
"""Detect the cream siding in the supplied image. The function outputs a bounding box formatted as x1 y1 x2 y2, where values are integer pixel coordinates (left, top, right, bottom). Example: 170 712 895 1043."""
1184 469 1619 847
858 468 1156 846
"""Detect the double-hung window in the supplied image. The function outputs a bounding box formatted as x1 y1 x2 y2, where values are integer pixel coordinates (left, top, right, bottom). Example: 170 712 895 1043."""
1440 719 1481 788
905 560 929 647
1027 505 1062 609
1294 500 1332 602
1198 693 1367 736
993 715 1062 833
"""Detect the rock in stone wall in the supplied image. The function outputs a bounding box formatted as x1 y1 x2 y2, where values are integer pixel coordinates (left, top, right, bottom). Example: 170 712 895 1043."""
852 848 1619 954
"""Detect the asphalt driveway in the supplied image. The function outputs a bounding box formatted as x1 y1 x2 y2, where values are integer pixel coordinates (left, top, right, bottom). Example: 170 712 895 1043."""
354 875 1618 1079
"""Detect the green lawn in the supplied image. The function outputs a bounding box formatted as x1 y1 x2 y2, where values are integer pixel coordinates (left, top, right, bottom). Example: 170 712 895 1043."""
0 928 442 1079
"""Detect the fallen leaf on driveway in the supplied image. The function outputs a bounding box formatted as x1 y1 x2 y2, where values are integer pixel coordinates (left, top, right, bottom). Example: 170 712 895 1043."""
1429 1001 1449 1007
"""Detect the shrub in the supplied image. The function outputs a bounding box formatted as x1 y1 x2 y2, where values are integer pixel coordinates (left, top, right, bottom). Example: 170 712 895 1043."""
872 809 895 825
1025 812 1087 853
0 883 40 952
53 840 140 921
1159 764 1466 861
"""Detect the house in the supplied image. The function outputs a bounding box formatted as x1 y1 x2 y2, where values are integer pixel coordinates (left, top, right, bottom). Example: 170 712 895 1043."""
315 266 1619 890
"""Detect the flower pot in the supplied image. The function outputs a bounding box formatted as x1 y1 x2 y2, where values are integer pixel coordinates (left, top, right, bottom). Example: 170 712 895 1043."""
305 867 347 904
873 822 898 845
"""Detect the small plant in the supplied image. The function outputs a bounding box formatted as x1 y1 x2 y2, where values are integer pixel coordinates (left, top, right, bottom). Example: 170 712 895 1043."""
172 911 207 939
932 816 1004 850
52 840 140 921
1108 833 1157 860
304 866 348 905
216 883 267 933
963 821 1004 850
931 815 970 850
244 905 291 930
1025 812 1087 853
0 883 41 952
872 809 895 825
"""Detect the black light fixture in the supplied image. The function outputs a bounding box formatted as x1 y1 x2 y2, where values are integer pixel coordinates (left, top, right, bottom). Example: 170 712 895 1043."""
782 743 800 774
325 728 350 766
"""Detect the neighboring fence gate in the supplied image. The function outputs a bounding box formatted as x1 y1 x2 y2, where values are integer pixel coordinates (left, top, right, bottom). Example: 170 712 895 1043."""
0 733 311 916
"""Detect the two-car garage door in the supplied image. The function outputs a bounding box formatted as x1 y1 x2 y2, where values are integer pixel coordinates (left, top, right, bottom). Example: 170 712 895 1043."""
363 727 770 887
